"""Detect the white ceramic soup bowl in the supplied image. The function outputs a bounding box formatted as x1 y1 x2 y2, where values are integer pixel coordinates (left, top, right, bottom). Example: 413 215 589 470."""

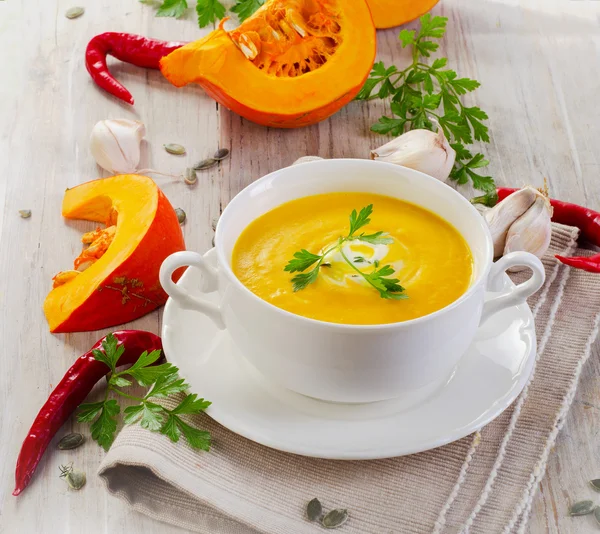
160 159 545 403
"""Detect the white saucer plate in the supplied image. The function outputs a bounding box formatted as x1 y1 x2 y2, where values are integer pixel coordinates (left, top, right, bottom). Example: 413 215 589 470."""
162 249 536 460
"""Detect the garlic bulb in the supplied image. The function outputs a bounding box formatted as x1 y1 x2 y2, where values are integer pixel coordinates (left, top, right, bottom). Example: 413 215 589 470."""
480 185 553 263
90 119 146 174
504 195 552 259
484 187 539 257
370 128 456 182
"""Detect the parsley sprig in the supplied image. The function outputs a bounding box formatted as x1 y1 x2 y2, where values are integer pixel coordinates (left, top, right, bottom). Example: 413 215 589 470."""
141 0 264 28
77 334 211 451
356 14 494 193
284 205 407 300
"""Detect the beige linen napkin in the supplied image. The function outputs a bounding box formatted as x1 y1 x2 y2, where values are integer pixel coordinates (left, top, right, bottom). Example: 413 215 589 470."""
99 218 600 534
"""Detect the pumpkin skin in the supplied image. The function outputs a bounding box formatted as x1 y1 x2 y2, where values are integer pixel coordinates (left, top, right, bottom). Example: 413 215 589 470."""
44 175 185 333
159 0 376 128
366 0 440 29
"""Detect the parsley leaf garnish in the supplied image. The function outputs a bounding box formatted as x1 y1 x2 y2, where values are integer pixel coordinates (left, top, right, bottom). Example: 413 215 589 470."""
89 400 120 451
356 14 494 193
77 333 211 452
142 0 265 29
231 0 265 21
196 0 226 27
284 206 407 300
155 0 188 18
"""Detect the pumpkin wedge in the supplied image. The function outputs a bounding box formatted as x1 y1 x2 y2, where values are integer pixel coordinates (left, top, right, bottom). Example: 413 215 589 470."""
44 175 185 333
159 0 376 128
366 0 440 29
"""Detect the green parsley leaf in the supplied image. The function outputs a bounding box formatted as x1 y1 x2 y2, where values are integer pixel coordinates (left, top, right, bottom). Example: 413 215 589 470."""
147 373 189 398
348 204 373 236
370 116 406 136
450 142 472 161
399 29 415 47
416 39 439 58
92 333 125 373
109 376 132 388
431 57 447 69
156 0 187 18
77 401 105 423
89 400 120 451
125 349 163 374
196 0 226 27
161 415 212 450
123 404 145 424
171 393 212 414
175 417 212 450
291 267 320 292
355 77 381 100
139 402 165 431
357 231 394 245
466 168 495 192
417 14 447 39
449 77 481 95
126 362 179 387
471 190 499 207
284 249 322 273
161 414 181 442
231 0 264 21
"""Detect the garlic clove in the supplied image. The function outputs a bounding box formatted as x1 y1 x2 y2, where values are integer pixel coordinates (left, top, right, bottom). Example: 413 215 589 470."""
484 187 539 258
370 128 456 183
503 195 553 267
90 119 146 174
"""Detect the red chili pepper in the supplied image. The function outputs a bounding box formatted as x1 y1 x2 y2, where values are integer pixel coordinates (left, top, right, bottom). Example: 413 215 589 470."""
85 33 186 105
497 187 600 273
13 330 162 496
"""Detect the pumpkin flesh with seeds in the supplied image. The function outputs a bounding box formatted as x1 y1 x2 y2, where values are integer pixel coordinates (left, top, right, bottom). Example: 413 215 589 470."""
44 174 185 333
159 0 376 128
365 0 440 29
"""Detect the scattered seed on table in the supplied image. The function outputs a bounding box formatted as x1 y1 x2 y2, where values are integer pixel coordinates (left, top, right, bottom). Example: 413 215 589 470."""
164 143 186 155
213 148 229 161
193 158 218 171
175 208 186 225
65 7 85 19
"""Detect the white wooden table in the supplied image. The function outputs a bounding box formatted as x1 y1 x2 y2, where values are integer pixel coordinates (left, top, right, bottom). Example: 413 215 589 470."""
1 0 599 532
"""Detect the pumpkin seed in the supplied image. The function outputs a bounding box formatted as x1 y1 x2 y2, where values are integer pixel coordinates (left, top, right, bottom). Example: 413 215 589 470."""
321 509 348 529
590 479 600 492
19 210 32 218
58 432 85 450
183 167 197 185
175 208 186 225
164 143 186 155
193 158 218 171
65 7 85 19
65 470 86 490
306 498 322 521
569 500 595 516
594 506 600 526
213 148 230 161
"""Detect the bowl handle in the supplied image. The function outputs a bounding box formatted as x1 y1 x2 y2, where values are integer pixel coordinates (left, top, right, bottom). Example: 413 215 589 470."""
480 252 545 325
159 251 225 329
